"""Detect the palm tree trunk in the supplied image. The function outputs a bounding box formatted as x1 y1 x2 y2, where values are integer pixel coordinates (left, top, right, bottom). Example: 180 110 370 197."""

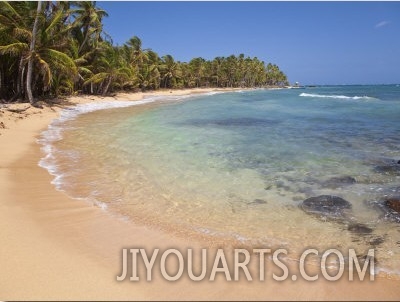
26 0 42 105
78 24 90 55
21 65 26 97
0 65 3 99
12 57 26 101
102 76 112 96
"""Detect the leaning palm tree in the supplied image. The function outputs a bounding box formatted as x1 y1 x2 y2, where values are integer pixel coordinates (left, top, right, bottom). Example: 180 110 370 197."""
147 50 162 89
0 1 33 101
30 2 77 100
0 1 78 102
160 55 181 88
84 43 134 95
137 49 161 90
70 1 108 56
124 36 149 66
25 1 42 105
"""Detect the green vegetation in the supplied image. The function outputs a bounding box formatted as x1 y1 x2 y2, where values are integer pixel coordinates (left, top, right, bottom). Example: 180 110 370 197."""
0 1 289 105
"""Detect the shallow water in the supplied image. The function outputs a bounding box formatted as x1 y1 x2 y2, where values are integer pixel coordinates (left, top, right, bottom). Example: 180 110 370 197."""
40 86 400 275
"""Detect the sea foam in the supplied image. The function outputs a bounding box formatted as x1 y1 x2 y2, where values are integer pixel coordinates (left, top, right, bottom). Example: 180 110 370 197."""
299 92 376 100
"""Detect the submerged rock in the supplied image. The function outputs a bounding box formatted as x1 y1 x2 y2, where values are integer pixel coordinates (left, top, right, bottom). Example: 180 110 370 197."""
348 224 384 247
374 161 400 176
385 197 400 213
369 236 385 247
367 197 400 223
347 223 373 234
302 197 388 244
322 176 357 188
300 195 352 220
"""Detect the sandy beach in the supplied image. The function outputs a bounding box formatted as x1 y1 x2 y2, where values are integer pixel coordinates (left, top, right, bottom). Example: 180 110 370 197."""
1 88 399 300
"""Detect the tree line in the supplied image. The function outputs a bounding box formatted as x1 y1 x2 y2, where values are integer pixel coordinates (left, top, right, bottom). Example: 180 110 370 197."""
0 1 289 105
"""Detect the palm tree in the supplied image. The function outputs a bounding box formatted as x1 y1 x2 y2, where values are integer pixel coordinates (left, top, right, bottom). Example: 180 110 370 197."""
0 1 33 101
25 1 42 104
265 63 288 86
161 55 181 88
123 36 158 90
124 36 148 66
0 1 78 102
67 2 109 95
189 57 206 88
140 50 161 90
70 1 108 56
84 43 133 95
210 57 224 87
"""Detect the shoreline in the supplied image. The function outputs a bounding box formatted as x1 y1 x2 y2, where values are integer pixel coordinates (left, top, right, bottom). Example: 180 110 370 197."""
1 88 399 300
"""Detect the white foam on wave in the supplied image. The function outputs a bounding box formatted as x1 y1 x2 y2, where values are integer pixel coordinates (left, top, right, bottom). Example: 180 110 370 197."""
299 92 376 100
203 91 223 96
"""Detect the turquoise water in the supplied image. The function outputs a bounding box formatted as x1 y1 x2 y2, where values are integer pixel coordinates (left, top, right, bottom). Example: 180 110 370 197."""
40 85 400 275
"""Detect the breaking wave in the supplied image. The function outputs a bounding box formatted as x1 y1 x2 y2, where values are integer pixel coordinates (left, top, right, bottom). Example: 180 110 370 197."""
299 92 377 100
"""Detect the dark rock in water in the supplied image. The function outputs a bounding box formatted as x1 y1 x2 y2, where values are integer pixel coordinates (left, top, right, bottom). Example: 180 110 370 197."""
302 195 351 212
347 223 373 234
369 236 385 247
385 197 400 213
366 197 400 223
374 163 400 175
301 195 352 219
322 176 357 188
398 160 400 164
348 225 384 247
332 176 357 184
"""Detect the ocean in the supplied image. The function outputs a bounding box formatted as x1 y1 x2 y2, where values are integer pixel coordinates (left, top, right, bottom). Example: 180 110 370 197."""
39 85 400 276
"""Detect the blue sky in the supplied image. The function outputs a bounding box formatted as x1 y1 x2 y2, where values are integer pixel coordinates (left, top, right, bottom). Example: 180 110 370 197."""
99 1 400 85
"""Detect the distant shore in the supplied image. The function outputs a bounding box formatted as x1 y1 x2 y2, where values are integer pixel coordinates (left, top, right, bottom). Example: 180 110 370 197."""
0 88 399 300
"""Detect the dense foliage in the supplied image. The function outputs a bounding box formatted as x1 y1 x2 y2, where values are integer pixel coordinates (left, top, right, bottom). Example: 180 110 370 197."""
0 1 289 104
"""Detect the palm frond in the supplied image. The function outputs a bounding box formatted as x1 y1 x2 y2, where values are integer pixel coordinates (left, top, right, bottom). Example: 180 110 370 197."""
44 9 64 36
0 42 28 56
37 56 51 88
13 27 31 41
83 72 108 85
0 2 21 21
42 48 78 75
0 15 14 28
78 66 93 76
74 57 88 65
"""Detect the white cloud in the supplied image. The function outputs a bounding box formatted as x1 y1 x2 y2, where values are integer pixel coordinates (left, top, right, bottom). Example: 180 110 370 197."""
375 21 390 29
